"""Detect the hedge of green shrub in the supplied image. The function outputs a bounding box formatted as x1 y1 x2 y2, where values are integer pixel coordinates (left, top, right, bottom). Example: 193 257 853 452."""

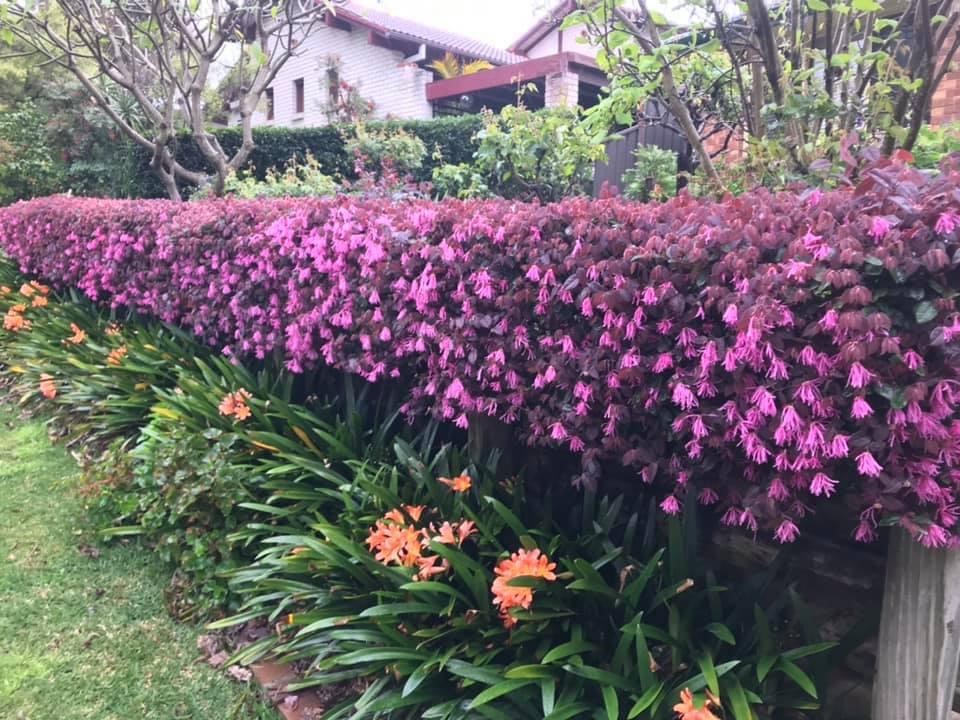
126 115 483 198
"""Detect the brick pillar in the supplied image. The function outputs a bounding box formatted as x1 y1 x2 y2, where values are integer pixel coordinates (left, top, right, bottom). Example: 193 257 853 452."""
932 30 960 127
544 71 579 108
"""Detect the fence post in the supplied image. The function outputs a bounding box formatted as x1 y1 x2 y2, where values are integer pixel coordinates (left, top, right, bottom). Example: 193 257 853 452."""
871 528 960 719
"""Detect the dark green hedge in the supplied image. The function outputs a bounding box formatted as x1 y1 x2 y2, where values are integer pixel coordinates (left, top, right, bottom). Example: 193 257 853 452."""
127 115 483 198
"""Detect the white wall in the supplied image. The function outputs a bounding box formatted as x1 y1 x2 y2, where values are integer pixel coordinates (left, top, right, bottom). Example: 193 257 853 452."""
241 23 435 128
525 23 598 60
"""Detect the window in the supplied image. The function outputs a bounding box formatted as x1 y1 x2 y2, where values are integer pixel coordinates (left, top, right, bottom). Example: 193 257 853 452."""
294 78 305 114
327 65 339 107
265 87 274 121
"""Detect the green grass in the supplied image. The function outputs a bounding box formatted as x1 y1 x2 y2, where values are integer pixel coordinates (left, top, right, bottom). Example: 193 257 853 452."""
0 409 277 720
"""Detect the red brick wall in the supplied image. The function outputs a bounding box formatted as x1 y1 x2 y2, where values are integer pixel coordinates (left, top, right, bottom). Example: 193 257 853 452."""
932 32 960 127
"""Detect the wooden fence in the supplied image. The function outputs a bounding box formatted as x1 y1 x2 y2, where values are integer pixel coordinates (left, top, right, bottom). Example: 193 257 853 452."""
593 121 689 197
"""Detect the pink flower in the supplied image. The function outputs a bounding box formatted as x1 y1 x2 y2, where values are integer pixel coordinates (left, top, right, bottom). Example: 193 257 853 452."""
775 519 800 543
856 451 883 477
549 422 568 441
828 434 850 458
660 495 681 515
768 477 790 501
672 383 698 411
722 304 739 326
851 396 873 420
920 524 950 549
809 472 838 497
903 350 924 370
806 189 823 207
751 386 777 416
698 487 719 505
869 216 892 240
935 212 960 235
855 521 878 543
847 362 874 390
652 353 674 373
820 309 838 331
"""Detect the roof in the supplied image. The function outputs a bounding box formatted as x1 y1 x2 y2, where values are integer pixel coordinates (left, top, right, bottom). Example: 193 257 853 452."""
335 1 527 66
508 0 577 55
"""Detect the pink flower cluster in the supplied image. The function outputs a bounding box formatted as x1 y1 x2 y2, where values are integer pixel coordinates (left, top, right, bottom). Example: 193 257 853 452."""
3 157 960 547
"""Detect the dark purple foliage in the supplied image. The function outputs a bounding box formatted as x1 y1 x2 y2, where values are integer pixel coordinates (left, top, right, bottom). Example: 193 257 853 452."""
4 157 960 546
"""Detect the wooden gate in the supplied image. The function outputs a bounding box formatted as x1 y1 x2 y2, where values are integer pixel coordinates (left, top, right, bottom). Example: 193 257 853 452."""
593 119 689 197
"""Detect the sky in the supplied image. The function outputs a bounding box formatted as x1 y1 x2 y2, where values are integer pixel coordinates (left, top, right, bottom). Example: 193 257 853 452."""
357 0 555 48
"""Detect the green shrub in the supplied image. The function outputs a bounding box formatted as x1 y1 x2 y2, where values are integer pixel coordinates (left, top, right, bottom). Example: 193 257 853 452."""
123 115 482 198
623 146 677 201
912 124 960 169
215 440 841 719
0 100 63 204
194 153 339 200
344 124 427 179
432 106 606 202
99 424 256 617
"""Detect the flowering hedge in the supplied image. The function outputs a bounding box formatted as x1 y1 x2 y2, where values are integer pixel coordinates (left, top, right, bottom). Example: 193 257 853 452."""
3 156 960 546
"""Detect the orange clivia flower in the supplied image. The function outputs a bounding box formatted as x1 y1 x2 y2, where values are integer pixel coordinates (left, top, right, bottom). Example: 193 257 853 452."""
39 374 57 400
3 308 29 332
673 688 721 720
383 508 406 525
366 520 423 567
107 346 128 366
403 504 426 523
19 283 34 298
433 521 458 545
413 554 450 581
30 281 50 296
11 304 26 313
218 389 253 421
439 473 472 493
491 548 557 628
456 519 477 545
105 323 122 337
67 323 87 345
31 295 48 308
0 286 10 295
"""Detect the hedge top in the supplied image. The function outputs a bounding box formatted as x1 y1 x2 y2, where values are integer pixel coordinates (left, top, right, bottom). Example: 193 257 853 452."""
3 155 960 547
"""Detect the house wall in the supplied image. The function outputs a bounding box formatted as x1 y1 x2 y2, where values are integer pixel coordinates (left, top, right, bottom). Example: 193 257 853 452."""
932 31 960 128
525 23 598 60
240 23 435 128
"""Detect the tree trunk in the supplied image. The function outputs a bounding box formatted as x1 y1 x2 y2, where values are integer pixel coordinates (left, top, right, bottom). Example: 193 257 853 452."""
467 414 519 481
872 528 960 720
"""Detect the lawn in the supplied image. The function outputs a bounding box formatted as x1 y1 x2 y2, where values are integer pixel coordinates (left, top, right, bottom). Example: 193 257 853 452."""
0 408 276 720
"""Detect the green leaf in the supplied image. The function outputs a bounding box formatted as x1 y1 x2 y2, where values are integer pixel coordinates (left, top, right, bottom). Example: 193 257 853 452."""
852 0 881 9
915 300 938 324
757 654 778 683
777 658 818 698
561 663 640 693
705 622 736 645
469 680 533 708
696 653 720 696
601 685 619 720
627 683 664 718
807 0 828 9
723 676 754 720
542 640 599 664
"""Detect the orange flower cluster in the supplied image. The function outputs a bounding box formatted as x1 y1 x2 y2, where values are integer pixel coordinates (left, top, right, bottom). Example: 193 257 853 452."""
439 473 472 492
491 548 557 628
107 346 128 366
105 323 122 337
0 286 10 296
67 323 87 345
218 388 252 421
673 689 721 720
39 374 57 399
3 304 30 332
19 281 49 298
31 295 48 308
366 504 476 581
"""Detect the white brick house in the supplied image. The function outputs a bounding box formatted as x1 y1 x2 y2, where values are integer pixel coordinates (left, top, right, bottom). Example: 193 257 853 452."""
240 0 606 129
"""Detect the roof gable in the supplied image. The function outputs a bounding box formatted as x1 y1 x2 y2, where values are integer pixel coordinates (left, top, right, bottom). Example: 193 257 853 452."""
508 0 578 55
334 1 526 65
